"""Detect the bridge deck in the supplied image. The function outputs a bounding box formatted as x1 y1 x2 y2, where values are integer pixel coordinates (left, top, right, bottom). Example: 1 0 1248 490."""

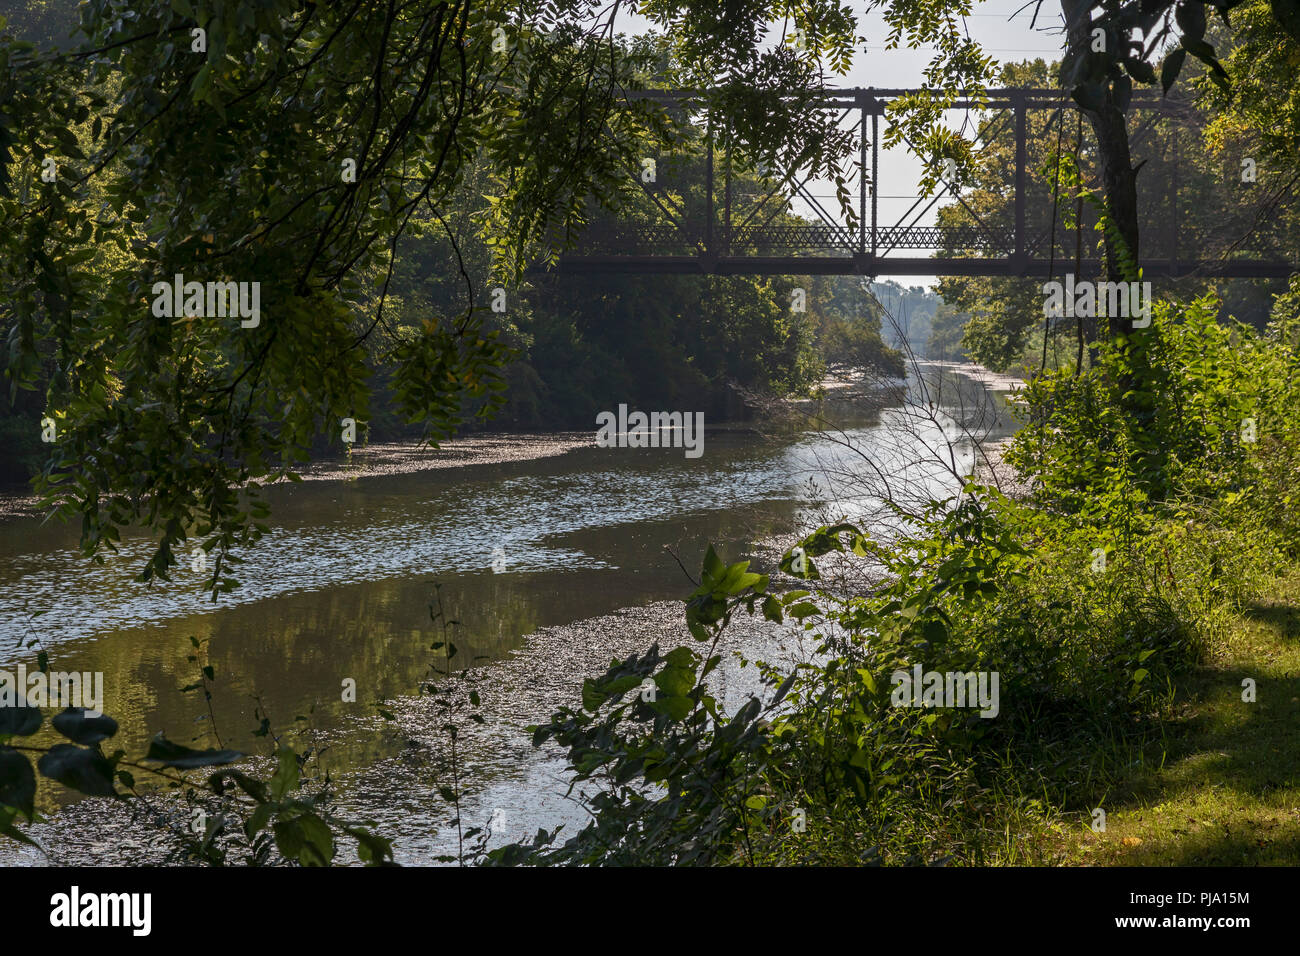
550 88 1295 280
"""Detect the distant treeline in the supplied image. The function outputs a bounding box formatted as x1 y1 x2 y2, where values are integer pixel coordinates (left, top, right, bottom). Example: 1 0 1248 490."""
0 2 906 481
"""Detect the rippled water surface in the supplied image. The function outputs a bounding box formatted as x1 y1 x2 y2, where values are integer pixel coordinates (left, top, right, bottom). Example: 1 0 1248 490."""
0 371 1013 864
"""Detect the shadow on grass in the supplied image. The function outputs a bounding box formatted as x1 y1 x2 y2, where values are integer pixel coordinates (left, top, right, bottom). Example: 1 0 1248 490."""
1239 601 1300 641
1081 664 1300 864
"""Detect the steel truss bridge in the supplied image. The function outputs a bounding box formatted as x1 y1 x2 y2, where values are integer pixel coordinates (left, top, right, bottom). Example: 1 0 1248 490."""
552 88 1296 279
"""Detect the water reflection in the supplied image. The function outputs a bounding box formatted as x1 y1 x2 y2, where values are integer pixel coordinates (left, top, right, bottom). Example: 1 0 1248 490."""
0 369 1015 862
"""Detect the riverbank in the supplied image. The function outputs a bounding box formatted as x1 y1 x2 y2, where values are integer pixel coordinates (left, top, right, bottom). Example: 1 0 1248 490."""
975 437 1032 498
490 331 1300 867
0 362 1010 519
0 431 596 518
0 362 1020 865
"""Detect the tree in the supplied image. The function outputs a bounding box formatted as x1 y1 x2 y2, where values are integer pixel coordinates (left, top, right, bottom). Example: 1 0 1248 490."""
933 54 1282 374
0 0 1059 588
1052 0 1300 462
0 1 868 589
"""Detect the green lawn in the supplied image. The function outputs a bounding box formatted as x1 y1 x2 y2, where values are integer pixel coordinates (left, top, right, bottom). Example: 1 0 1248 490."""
1054 570 1300 865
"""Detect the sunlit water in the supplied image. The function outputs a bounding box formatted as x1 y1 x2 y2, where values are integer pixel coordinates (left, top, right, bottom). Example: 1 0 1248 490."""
0 369 1013 865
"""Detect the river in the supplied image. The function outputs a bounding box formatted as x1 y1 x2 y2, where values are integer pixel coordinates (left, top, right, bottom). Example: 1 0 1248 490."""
0 365 1015 865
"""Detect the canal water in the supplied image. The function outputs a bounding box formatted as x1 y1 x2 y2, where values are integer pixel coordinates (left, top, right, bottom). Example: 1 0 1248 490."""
0 366 1014 864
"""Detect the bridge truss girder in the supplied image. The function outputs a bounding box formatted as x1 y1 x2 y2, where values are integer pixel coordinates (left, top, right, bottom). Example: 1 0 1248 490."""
549 88 1295 280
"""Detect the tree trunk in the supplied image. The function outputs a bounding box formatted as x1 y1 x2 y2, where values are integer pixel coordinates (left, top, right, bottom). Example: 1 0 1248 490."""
1060 0 1163 492
1060 0 1140 287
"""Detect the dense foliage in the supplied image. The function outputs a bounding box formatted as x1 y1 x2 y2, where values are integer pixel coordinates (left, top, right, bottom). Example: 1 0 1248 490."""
490 287 1298 865
5 0 1300 868
935 48 1296 376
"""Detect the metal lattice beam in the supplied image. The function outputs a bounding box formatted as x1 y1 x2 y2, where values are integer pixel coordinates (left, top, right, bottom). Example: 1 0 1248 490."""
547 88 1296 279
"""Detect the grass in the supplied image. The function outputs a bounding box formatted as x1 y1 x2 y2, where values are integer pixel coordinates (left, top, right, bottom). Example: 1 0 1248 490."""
1050 568 1300 865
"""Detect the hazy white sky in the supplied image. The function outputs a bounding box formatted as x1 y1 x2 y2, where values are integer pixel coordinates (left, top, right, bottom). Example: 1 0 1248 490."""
609 2 1071 285
613 3 1067 83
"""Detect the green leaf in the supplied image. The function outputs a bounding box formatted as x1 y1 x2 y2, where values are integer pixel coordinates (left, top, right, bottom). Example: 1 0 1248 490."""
701 545 725 583
268 747 299 799
0 748 36 817
1161 48 1186 94
144 734 243 769
0 805 38 847
0 700 42 737
344 825 395 865
246 802 273 838
687 618 712 641
274 812 334 866
654 665 696 698
1123 57 1157 85
921 618 948 645
1180 38 1229 92
856 668 878 695
1175 0 1207 42
650 695 695 721
581 678 605 712
663 646 696 669
1273 0 1300 44
209 769 268 802
772 670 798 704
37 744 117 798
51 708 119 745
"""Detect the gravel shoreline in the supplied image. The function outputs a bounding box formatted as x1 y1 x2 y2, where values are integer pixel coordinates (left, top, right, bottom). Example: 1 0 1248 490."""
0 431 596 519
975 437 1033 499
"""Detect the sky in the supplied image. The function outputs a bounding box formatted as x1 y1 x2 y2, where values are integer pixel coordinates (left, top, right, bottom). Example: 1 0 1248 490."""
608 2 1073 285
